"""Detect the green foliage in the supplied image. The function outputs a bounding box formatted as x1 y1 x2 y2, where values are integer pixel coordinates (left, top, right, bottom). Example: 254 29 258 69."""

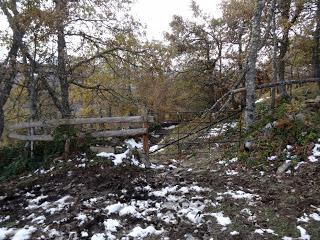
272 118 303 142
238 95 320 170
274 102 288 119
53 125 77 141
298 131 318 145
0 141 63 181
311 110 320 125
255 101 269 114
258 208 300 238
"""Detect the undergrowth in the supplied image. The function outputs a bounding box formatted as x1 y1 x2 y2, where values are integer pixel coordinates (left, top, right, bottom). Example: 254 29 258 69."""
238 87 320 170
0 126 93 181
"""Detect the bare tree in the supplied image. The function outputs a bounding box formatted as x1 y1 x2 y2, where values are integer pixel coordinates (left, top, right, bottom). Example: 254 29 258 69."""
244 0 266 129
277 0 304 98
313 0 320 85
0 0 26 138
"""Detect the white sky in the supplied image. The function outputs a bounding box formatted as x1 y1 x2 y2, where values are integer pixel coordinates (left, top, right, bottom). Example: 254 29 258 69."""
0 0 222 56
131 0 222 40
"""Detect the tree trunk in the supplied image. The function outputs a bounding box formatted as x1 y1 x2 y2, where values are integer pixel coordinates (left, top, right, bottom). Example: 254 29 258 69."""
278 31 290 98
238 22 244 72
244 0 265 129
0 108 4 139
0 0 24 138
313 0 320 87
56 0 71 118
23 57 38 120
277 0 303 98
271 9 278 109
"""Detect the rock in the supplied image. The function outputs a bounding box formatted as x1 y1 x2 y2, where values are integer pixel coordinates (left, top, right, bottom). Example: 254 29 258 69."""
90 146 114 154
115 146 126 154
264 121 278 130
244 140 253 152
162 202 179 211
264 121 278 137
295 113 306 122
277 161 292 174
184 234 198 240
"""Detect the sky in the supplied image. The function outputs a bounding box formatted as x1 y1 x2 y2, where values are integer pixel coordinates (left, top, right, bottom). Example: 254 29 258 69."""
0 0 222 57
131 0 222 40
0 0 222 40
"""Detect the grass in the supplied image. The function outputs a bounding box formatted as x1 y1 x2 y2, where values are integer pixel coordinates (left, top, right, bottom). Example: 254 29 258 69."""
234 85 320 170
256 207 300 238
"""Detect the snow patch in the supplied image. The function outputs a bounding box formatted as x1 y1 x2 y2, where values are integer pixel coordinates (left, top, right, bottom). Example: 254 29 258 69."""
91 233 105 240
310 212 320 221
150 145 164 152
104 219 121 232
206 123 237 138
268 156 277 161
0 226 38 240
149 186 178 197
75 213 88 226
255 97 270 103
31 215 46 224
105 202 123 215
46 195 73 214
219 190 259 200
297 226 310 240
254 228 276 235
225 170 238 176
308 144 320 162
97 150 129 166
125 139 143 149
297 213 310 223
128 226 163 238
163 125 177 130
119 205 137 217
208 212 231 226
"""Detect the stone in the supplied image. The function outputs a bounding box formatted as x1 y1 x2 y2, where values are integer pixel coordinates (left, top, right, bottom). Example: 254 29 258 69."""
90 146 114 154
277 161 292 174
295 113 306 122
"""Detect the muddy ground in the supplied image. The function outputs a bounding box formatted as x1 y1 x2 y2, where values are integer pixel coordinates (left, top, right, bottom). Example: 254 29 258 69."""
0 145 320 240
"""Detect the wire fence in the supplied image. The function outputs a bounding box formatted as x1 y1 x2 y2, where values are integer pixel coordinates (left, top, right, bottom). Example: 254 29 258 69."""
150 110 243 159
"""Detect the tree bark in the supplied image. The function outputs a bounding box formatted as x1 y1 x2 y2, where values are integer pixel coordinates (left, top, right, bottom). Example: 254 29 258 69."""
55 0 71 118
277 0 303 98
244 0 266 129
238 21 244 72
313 0 320 87
278 31 290 98
0 108 4 139
271 8 278 109
0 0 25 138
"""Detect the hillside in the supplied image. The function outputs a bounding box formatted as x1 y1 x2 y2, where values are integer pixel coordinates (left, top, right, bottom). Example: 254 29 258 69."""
0 86 320 240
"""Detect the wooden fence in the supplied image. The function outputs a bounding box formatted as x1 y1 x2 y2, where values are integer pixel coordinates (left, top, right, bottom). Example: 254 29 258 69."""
8 115 154 167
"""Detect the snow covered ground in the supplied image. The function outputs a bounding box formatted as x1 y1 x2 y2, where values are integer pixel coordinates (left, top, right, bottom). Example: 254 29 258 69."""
1 128 320 239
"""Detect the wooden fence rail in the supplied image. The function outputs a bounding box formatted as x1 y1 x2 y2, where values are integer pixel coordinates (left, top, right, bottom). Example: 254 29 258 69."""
8 115 154 167
8 116 154 130
8 128 148 142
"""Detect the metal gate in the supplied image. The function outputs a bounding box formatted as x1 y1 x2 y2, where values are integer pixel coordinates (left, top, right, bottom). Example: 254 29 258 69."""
150 110 242 159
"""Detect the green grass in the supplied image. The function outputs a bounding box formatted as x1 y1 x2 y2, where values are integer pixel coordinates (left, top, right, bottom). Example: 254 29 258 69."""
256 207 300 238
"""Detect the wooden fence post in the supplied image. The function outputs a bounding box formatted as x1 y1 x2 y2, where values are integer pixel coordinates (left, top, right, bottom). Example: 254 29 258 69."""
64 138 70 160
177 112 181 159
142 109 151 168
239 111 242 150
29 118 34 159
